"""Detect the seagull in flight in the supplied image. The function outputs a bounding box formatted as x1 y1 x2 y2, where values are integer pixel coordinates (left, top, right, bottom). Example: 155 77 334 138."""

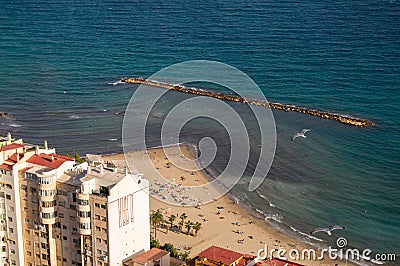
310 225 345 236
291 129 310 141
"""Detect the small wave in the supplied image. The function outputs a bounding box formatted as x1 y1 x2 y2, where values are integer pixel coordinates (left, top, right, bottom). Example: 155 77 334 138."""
289 226 323 242
256 191 276 207
69 115 81 119
108 80 123 86
255 208 265 216
102 109 108 112
265 213 284 223
6 123 22 127
108 138 118 141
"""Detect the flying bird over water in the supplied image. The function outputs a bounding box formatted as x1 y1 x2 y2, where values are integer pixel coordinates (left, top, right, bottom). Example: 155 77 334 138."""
291 129 310 141
310 225 345 235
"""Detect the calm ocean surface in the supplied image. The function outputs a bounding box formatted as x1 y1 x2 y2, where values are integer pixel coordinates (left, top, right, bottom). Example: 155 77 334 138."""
0 0 399 261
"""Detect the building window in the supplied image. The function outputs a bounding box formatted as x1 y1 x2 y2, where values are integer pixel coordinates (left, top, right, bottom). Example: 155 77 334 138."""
62 225 67 230
41 212 57 219
63 236 67 241
78 211 90 218
39 189 56 197
8 206 14 212
38 176 55 185
59 213 64 218
10 249 15 254
24 218 30 223
41 200 57 208
79 223 90 230
9 228 13 233
25 172 38 181
70 204 76 210
78 199 89 205
8 217 12 222
6 194 11 200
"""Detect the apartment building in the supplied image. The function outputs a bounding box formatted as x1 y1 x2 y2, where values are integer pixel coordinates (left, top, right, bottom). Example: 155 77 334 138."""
0 134 150 266
79 155 150 266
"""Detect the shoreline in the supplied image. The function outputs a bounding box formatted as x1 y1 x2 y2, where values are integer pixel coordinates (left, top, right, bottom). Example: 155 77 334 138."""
103 144 359 266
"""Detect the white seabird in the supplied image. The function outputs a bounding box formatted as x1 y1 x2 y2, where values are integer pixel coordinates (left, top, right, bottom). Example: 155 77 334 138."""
310 225 345 235
291 129 310 141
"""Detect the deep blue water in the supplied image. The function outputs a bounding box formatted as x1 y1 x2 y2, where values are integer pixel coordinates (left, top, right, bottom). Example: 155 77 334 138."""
1 0 399 262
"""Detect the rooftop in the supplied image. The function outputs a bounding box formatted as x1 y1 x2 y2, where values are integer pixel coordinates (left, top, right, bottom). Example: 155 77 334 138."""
256 258 305 266
27 153 73 169
124 248 169 265
80 164 127 188
197 246 244 265
0 143 24 152
57 169 86 187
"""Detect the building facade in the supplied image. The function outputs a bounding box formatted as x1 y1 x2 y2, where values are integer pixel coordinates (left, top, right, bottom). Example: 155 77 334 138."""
0 134 150 266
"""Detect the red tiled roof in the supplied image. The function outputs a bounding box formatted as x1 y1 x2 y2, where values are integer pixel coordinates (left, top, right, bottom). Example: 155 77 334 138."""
133 248 169 264
0 143 24 152
0 164 12 171
6 153 23 163
198 246 244 265
27 153 73 169
237 254 255 266
19 166 33 173
257 258 305 266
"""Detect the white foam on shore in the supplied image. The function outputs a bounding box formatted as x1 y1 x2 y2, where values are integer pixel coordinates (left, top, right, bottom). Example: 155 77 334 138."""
289 226 323 242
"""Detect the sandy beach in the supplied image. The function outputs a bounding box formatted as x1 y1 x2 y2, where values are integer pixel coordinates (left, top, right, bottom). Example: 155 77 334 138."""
104 145 355 266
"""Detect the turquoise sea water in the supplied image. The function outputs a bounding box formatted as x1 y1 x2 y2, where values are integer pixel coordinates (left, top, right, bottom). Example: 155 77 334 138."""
0 0 399 262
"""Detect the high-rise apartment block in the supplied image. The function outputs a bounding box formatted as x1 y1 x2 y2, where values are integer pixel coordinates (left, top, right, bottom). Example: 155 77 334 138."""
0 134 150 266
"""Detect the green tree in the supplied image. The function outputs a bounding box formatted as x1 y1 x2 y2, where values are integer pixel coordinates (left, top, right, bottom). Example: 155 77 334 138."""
185 221 193 235
178 220 184 232
178 213 187 232
179 252 190 262
74 153 85 164
150 236 160 248
192 222 202 236
161 243 179 258
168 215 176 230
150 211 164 240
